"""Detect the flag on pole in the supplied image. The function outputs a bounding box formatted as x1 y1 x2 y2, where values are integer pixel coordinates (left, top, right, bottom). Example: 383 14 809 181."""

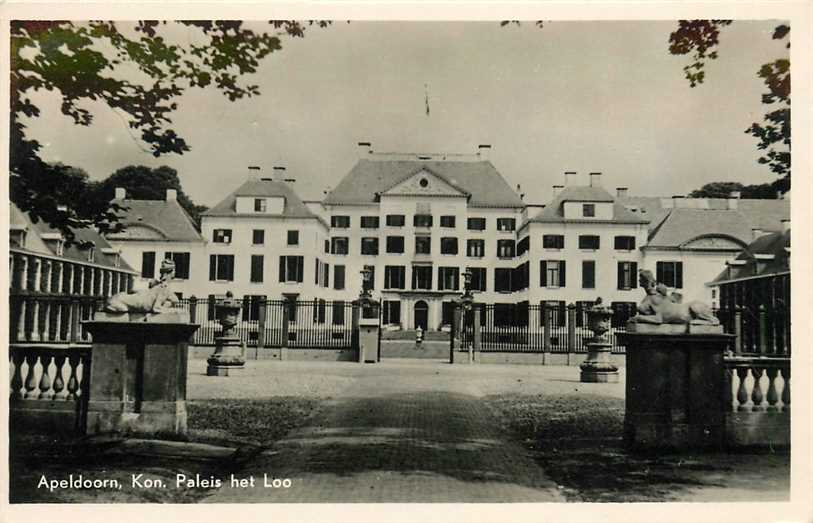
424 83 430 116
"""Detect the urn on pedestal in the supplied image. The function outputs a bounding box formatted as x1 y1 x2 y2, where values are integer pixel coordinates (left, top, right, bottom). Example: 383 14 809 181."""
579 298 620 383
207 291 247 376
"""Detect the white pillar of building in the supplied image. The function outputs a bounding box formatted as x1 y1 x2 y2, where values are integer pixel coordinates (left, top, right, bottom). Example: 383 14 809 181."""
32 258 42 292
19 255 29 291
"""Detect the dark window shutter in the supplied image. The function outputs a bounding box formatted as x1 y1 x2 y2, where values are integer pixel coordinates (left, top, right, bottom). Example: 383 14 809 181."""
631 262 638 288
656 262 664 284
142 251 156 278
560 261 566 287
226 256 235 280
207 294 216 321
617 262 624 290
558 301 566 325
242 297 250 321
676 262 683 289
209 255 216 281
279 257 286 282
540 261 547 287
297 257 304 283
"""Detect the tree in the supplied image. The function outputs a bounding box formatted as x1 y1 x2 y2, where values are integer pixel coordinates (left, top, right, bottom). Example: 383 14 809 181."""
688 181 779 199
669 21 790 193
91 165 209 227
11 20 327 242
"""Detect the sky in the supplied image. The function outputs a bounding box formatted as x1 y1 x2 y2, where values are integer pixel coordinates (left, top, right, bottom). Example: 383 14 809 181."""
24 20 788 207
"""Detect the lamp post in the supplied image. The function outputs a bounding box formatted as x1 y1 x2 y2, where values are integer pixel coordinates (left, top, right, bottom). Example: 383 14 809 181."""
459 269 475 362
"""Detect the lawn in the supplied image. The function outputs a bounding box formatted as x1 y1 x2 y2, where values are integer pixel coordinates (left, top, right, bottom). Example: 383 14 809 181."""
9 397 319 503
485 393 789 502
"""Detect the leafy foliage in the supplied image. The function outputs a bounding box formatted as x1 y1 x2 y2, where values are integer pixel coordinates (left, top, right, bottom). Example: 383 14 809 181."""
91 165 208 227
11 20 327 241
688 181 781 199
669 20 790 192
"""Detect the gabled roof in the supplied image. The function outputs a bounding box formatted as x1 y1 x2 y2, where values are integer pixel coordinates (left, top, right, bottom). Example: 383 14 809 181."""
323 158 524 208
10 203 135 272
709 229 790 285
203 178 318 219
644 209 754 249
108 198 204 242
529 186 649 224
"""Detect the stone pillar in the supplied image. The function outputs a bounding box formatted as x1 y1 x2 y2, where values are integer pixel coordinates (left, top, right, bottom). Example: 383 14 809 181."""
9 254 15 290
473 308 482 363
357 298 380 363
82 312 199 435
618 325 733 450
32 257 42 292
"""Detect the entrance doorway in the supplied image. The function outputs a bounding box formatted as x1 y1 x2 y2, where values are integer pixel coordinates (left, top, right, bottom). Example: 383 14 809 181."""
414 300 429 331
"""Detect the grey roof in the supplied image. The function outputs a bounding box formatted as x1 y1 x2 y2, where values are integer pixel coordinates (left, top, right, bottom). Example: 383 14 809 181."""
709 229 790 285
109 198 204 242
529 186 649 224
11 203 135 272
645 209 755 249
203 178 318 219
323 159 525 208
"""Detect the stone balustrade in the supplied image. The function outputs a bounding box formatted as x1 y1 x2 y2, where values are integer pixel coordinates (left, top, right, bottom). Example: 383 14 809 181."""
723 356 790 447
10 294 103 345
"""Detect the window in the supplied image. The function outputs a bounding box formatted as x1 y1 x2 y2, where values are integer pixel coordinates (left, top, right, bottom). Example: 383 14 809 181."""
10 229 26 249
386 214 405 227
579 235 600 250
413 214 433 228
582 260 595 289
583 203 595 217
656 261 683 289
383 300 401 325
314 259 330 287
254 198 267 212
441 302 455 326
467 267 486 292
331 237 349 255
252 229 265 245
364 265 376 290
250 255 264 283
209 254 235 281
164 252 190 279
617 261 638 290
213 229 232 244
494 268 512 292
331 215 350 228
386 236 405 254
543 235 564 249
467 239 485 257
312 299 326 324
438 267 459 291
278 255 304 283
287 230 299 246
141 251 156 279
415 236 431 255
440 237 458 255
333 265 346 290
440 216 456 228
361 237 379 255
540 260 566 288
512 262 530 292
412 266 433 290
242 295 265 321
496 218 516 231
332 300 346 325
384 266 406 289
497 239 515 258
615 236 636 250
542 301 567 327
467 217 486 231
517 236 530 256
324 239 329 253
360 216 380 229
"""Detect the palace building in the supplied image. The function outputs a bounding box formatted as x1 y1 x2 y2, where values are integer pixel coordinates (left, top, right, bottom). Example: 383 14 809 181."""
100 143 790 332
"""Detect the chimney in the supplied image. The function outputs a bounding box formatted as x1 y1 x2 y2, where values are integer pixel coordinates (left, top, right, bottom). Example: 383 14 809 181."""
358 141 372 158
672 195 686 208
248 165 261 181
616 187 628 198
589 172 602 188
728 191 740 210
114 187 126 200
552 185 564 198
166 189 177 201
564 171 577 187
781 219 790 233
477 144 491 161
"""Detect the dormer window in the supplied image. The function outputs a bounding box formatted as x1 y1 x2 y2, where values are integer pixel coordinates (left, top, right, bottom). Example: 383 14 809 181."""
254 198 267 212
583 204 595 217
10 228 27 249
87 246 96 263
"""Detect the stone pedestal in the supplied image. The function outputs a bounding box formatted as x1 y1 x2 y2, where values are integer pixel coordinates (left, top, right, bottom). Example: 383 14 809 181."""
358 318 380 363
579 339 619 383
82 312 199 435
206 336 246 376
619 323 733 451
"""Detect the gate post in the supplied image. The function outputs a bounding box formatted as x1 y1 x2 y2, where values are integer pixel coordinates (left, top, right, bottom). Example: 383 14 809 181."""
280 301 290 361
450 306 463 364
542 303 551 365
733 307 742 355
256 297 267 359
473 307 482 363
567 303 576 366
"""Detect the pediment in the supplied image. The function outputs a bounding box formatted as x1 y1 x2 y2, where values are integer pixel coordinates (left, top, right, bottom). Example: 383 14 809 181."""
383 169 468 198
108 223 168 240
681 235 746 251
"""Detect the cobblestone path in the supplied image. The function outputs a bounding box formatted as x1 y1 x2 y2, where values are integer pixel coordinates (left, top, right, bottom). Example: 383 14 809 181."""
203 365 565 502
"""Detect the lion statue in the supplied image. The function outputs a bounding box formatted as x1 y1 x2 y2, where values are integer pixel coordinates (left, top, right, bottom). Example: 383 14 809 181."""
104 259 180 314
631 269 719 325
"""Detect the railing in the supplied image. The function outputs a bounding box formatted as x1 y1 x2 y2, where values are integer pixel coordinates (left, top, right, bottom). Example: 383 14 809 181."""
182 297 356 349
718 306 790 357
